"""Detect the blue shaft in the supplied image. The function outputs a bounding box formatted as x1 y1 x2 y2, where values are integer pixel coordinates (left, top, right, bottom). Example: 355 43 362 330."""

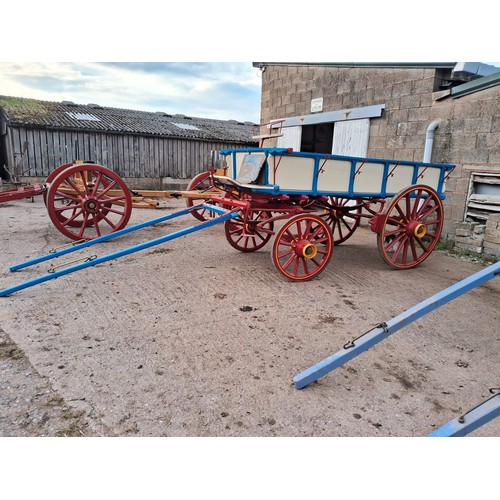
294 261 500 389
428 393 500 437
0 204 238 297
10 203 210 271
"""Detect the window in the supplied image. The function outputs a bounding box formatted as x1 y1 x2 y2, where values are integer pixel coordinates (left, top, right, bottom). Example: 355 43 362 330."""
465 173 500 221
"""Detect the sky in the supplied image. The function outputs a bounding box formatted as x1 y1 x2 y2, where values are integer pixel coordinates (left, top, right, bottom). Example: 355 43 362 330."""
0 62 263 123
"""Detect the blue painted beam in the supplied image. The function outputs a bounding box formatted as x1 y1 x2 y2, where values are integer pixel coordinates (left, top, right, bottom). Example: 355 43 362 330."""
293 261 500 389
428 390 500 437
10 204 209 272
0 204 238 297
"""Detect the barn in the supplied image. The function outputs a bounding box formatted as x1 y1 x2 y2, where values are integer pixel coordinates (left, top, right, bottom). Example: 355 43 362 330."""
0 95 258 189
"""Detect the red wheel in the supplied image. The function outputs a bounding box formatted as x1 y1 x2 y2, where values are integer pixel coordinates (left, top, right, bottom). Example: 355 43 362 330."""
315 197 362 245
271 214 333 281
46 164 132 241
43 163 74 206
186 172 217 222
377 185 444 269
225 210 274 252
45 163 114 228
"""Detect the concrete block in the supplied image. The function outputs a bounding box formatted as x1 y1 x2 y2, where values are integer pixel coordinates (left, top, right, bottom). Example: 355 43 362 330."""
453 242 483 254
455 235 484 246
484 232 500 245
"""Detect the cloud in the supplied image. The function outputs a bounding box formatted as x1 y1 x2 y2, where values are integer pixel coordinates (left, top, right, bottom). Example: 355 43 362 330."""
0 62 262 123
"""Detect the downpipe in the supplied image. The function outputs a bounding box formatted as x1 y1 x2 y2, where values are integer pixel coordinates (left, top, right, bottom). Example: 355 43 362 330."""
423 119 442 163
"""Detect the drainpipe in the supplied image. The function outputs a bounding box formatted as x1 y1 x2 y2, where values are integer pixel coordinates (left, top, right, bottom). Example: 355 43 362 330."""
423 119 442 163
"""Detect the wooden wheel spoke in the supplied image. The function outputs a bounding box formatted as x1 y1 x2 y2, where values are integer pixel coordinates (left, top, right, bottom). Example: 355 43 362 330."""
91 172 104 195
225 211 274 253
411 190 423 218
55 190 81 204
65 176 85 196
417 202 439 221
385 232 406 253
95 180 117 199
77 212 90 237
415 235 430 252
395 201 409 223
414 192 433 216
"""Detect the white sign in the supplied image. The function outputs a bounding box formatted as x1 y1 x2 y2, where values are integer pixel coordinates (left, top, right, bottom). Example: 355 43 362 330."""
311 98 323 113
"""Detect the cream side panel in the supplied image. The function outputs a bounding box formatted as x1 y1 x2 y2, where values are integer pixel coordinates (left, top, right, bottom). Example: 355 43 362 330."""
385 165 415 194
352 161 386 193
417 167 441 191
274 156 315 190
316 159 352 193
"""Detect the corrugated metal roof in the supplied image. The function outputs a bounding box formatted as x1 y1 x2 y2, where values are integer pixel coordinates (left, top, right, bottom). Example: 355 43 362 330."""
0 95 259 144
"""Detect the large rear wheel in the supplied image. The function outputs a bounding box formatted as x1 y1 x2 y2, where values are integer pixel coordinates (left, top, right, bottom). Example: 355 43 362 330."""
376 185 444 269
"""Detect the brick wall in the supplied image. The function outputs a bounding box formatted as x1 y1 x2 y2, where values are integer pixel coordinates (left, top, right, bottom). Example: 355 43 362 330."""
259 65 500 256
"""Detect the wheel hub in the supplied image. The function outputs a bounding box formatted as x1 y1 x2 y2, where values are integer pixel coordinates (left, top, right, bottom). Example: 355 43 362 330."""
83 197 100 214
294 240 318 259
406 220 427 238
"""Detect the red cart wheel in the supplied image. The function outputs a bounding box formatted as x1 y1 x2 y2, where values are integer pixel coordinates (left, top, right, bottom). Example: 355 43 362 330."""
225 210 274 252
185 172 217 222
46 164 132 240
316 196 362 245
377 185 444 269
271 214 333 281
43 163 74 206
45 163 115 228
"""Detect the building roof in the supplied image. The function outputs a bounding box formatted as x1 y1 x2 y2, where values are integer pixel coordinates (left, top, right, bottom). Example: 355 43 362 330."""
0 95 259 144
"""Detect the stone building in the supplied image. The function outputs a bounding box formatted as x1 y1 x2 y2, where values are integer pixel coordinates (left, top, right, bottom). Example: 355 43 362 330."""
253 62 500 259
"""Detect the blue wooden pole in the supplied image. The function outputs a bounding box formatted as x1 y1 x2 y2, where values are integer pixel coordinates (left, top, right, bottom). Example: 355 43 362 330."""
0 204 238 297
10 204 208 272
293 261 500 389
428 390 500 437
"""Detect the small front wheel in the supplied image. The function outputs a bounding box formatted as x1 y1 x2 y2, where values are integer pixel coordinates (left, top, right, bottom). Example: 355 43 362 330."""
225 210 274 252
271 214 333 281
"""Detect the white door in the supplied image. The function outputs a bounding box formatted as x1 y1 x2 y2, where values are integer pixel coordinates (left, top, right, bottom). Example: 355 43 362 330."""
277 126 302 151
332 118 370 157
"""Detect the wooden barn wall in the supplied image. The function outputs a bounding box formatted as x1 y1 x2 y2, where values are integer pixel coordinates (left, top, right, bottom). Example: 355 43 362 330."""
6 126 252 179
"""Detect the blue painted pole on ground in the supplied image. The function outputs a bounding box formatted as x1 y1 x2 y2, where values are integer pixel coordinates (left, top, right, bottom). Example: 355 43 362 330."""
0 204 238 297
428 390 500 437
293 261 500 389
9 204 202 272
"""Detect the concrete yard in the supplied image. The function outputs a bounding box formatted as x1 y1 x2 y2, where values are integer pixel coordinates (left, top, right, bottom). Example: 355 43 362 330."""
1 194 499 439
